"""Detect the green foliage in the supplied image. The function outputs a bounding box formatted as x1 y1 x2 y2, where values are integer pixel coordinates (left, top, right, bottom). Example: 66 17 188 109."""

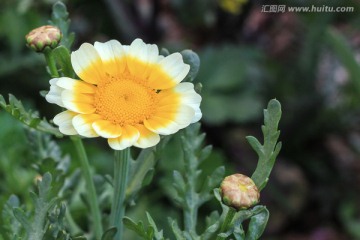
13 173 59 239
49 1 75 50
2 195 23 239
0 94 62 137
247 99 282 190
126 148 157 202
52 46 74 78
197 46 265 125
213 189 269 240
0 119 81 240
164 123 225 239
325 27 360 101
176 123 224 236
123 213 166 240
101 227 117 240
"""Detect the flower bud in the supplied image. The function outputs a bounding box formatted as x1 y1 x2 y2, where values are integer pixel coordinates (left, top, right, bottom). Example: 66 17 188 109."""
25 25 62 52
34 175 43 185
220 173 259 209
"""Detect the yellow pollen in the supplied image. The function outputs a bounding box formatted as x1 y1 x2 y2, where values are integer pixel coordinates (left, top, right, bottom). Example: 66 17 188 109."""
94 76 158 126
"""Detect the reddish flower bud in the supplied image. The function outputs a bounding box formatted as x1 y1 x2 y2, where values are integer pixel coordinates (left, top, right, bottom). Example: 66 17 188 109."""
25 25 62 52
220 173 260 209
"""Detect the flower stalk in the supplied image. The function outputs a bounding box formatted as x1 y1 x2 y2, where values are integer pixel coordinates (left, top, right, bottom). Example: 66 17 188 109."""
110 148 131 240
44 48 59 78
71 136 103 239
216 207 236 240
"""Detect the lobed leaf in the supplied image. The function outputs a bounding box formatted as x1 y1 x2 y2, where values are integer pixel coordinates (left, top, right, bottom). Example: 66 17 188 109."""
249 99 282 190
49 1 74 49
0 94 62 137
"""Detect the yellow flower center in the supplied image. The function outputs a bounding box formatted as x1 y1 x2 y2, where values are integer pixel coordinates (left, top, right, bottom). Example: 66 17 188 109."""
238 183 248 192
94 74 158 126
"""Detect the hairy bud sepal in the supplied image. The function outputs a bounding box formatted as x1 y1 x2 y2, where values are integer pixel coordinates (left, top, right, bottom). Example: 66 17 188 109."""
220 173 260 210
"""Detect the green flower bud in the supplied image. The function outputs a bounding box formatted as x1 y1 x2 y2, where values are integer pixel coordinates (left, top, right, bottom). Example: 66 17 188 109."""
220 173 260 210
25 25 62 52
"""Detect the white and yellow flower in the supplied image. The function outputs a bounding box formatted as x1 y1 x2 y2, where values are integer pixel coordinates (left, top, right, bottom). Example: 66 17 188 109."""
46 39 202 150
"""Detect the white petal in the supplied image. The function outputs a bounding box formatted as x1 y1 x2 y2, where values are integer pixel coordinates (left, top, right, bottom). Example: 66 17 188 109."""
53 111 78 135
61 90 95 114
148 53 190 89
56 77 96 93
144 117 180 135
127 39 159 77
107 125 140 150
128 39 159 63
192 106 202 123
71 43 104 84
72 114 101 138
155 105 195 127
46 78 65 107
94 40 126 76
133 125 160 148
92 120 122 138
157 53 190 83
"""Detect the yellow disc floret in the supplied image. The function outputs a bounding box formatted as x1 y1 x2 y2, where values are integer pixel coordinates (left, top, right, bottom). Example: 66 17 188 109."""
94 74 158 126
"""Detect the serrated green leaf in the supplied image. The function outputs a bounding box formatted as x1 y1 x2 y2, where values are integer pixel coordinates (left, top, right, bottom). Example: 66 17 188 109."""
181 50 200 82
101 227 117 240
250 99 282 190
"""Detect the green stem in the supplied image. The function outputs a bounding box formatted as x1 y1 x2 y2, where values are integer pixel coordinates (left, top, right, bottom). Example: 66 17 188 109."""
110 148 131 240
44 48 59 77
184 192 198 235
216 207 236 240
71 136 103 239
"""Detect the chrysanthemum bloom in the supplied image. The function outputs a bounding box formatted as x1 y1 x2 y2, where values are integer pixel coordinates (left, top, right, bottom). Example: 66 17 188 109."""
46 39 202 150
220 173 260 209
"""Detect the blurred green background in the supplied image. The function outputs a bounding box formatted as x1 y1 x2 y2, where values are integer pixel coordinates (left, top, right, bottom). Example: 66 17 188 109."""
1 0 360 239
